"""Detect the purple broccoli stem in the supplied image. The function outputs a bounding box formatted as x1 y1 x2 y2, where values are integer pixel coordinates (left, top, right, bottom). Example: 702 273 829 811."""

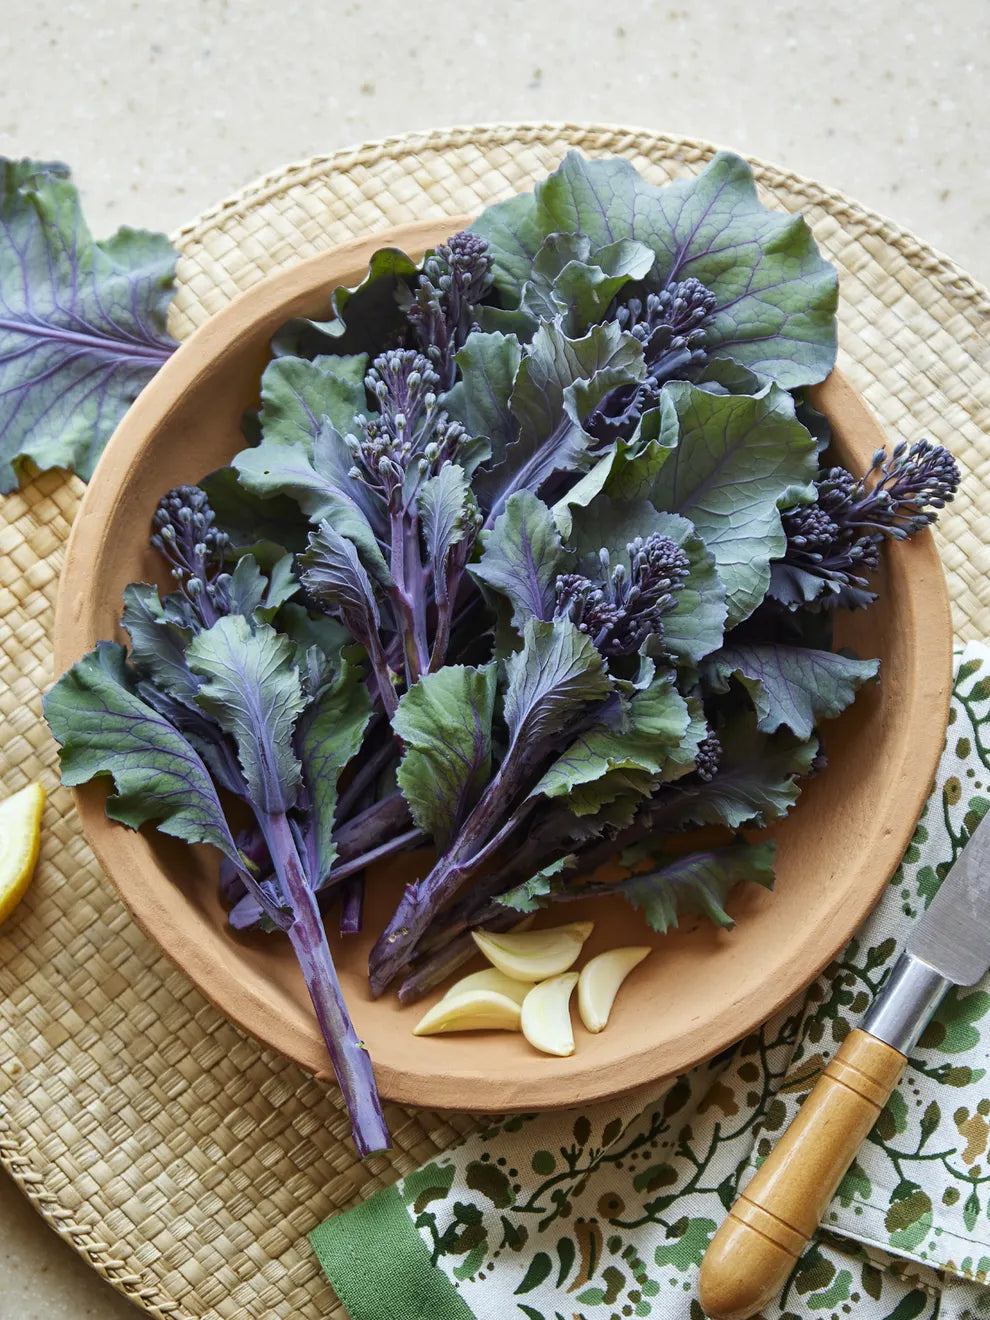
338 788 412 849
405 231 494 390
226 816 424 931
775 440 961 609
399 750 733 997
368 756 535 995
339 875 364 935
335 735 397 824
328 349 480 688
330 827 425 883
226 788 419 930
397 905 526 1003
412 836 553 959
259 810 389 1157
218 826 271 907
367 677 619 994
395 827 663 1005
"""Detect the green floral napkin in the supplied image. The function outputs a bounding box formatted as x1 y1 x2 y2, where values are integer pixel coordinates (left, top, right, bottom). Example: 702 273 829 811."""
312 644 990 1320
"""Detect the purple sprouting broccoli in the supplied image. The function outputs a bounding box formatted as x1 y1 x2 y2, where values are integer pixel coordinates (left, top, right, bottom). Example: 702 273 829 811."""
554 534 691 657
693 729 723 783
150 485 234 629
302 349 482 701
46 158 969 1155
346 351 468 499
47 483 395 1156
478 279 715 524
395 719 726 1001
368 535 694 996
773 440 961 609
338 874 365 935
616 278 718 384
47 613 392 1153
225 788 423 932
403 232 494 390
588 278 718 444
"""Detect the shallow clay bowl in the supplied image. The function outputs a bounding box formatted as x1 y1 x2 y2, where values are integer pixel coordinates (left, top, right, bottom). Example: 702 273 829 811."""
53 215 952 1112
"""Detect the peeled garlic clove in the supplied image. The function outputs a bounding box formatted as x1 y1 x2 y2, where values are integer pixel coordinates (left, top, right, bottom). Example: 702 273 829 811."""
521 972 580 1057
578 946 652 1033
438 968 531 1007
472 921 594 982
413 990 522 1036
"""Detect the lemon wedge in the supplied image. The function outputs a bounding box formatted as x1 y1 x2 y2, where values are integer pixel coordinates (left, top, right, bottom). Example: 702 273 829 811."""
0 781 45 924
471 921 594 982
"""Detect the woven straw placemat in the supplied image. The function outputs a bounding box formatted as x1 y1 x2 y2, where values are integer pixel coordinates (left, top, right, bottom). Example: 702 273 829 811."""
1 122 988 1320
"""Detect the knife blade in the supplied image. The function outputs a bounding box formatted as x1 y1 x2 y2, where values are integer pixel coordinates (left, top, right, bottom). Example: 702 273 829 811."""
860 808 990 1057
908 809 990 985
699 810 990 1320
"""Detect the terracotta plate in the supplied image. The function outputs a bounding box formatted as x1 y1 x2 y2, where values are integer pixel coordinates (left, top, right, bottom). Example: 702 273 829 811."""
53 217 952 1112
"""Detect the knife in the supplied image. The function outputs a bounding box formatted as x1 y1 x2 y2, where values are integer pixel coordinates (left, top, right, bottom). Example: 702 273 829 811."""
699 810 990 1320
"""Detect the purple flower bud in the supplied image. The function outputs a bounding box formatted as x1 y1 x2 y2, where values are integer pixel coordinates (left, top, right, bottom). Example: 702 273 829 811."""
555 533 690 657
349 348 470 497
587 277 718 445
694 731 722 782
150 485 232 629
403 231 494 390
614 277 717 385
777 439 959 610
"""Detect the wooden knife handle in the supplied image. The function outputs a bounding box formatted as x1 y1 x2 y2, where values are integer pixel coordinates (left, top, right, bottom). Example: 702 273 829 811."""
698 1028 906 1320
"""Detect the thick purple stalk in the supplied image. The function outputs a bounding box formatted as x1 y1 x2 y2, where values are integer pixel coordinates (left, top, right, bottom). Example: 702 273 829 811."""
463 804 533 874
407 793 695 965
414 832 556 958
405 515 431 672
337 786 411 850
370 847 477 995
388 506 430 685
428 562 453 673
335 788 412 856
335 735 396 823
328 827 425 886
227 792 414 932
260 810 390 1157
339 875 364 935
429 540 478 673
397 906 524 1003
368 750 531 995
361 626 399 718
397 779 730 1002
227 820 424 931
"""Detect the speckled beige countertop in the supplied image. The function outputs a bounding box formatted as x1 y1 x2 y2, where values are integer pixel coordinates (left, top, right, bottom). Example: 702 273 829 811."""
1 2 988 1316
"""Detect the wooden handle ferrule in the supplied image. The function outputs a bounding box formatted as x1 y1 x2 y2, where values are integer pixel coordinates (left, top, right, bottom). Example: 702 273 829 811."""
698 1028 906 1320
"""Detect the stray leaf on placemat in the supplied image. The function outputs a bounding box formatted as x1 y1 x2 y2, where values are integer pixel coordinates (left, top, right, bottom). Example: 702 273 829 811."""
0 158 178 490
